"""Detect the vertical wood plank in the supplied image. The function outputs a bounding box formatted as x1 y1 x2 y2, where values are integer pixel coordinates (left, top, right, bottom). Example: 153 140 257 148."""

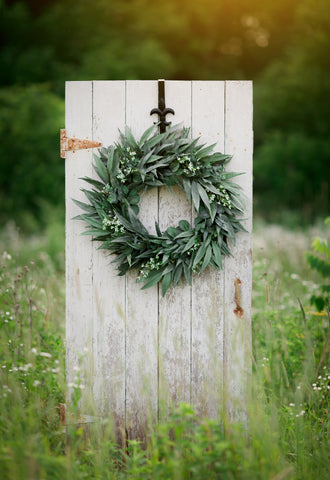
92 81 126 437
158 81 192 417
65 81 94 409
125 81 159 440
191 81 225 419
224 81 253 422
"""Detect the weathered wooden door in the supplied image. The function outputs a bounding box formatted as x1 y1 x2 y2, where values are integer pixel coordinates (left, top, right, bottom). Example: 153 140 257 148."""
65 80 253 439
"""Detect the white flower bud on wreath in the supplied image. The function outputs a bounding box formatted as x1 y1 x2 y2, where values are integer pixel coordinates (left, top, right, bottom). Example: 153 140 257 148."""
74 124 246 296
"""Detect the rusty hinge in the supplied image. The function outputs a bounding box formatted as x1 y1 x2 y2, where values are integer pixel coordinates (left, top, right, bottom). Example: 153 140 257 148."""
60 129 102 158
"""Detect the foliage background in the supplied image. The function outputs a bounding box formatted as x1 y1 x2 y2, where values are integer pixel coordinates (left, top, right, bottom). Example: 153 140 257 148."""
0 0 329 228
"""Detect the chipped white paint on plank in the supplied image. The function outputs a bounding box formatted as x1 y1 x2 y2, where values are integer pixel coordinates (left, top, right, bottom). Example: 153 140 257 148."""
92 81 126 434
158 81 192 417
224 81 253 422
191 81 225 418
65 81 94 408
125 81 159 440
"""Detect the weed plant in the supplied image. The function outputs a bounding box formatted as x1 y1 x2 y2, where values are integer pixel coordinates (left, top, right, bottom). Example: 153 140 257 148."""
0 220 329 479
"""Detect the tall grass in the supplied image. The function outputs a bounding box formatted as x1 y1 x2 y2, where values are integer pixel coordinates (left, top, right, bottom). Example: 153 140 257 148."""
0 219 329 479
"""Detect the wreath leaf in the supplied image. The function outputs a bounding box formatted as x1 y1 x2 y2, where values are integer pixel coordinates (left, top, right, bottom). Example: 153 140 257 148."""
161 271 172 296
93 153 109 184
191 181 200 211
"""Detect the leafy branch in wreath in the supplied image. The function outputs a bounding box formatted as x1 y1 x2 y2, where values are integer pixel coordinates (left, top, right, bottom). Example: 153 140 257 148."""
74 124 247 295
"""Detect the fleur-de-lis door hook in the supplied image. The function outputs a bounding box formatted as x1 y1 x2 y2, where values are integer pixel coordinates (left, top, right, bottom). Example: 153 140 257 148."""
150 79 175 133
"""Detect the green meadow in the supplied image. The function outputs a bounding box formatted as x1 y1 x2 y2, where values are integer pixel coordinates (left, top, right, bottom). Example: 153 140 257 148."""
0 218 329 479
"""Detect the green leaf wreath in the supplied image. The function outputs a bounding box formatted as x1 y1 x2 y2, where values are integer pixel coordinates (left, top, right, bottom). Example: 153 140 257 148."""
75 124 246 296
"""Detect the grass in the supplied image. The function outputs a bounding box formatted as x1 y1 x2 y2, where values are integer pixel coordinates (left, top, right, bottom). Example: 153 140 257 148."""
0 218 329 479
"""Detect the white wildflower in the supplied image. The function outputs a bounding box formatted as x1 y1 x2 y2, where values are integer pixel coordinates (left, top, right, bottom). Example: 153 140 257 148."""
290 273 299 280
39 352 52 358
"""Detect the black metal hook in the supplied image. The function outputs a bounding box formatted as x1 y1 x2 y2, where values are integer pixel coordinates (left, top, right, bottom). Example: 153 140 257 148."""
150 79 175 133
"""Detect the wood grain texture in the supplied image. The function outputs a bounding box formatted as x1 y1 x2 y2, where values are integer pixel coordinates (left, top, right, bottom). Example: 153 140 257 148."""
191 81 225 419
92 82 126 437
223 81 253 422
65 81 94 410
158 82 192 418
125 81 159 440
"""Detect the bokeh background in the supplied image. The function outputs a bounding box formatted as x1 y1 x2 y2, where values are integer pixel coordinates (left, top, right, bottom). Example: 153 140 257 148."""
1 0 329 230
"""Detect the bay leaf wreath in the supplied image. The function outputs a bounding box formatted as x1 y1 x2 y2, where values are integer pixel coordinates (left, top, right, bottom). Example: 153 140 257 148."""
74 124 246 296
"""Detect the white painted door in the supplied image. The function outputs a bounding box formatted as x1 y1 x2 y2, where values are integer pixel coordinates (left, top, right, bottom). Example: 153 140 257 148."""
65 80 253 440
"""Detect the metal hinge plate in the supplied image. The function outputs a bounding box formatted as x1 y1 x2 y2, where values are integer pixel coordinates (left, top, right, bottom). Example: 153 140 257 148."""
60 129 102 158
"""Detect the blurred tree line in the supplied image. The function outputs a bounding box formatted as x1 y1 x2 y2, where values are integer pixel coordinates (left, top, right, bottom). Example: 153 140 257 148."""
0 0 329 228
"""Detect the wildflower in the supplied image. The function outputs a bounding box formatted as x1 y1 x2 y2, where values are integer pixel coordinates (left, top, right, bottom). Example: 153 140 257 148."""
33 380 40 387
39 352 52 358
31 348 38 354
19 363 32 372
102 215 125 236
138 256 162 281
290 273 300 280
296 410 305 418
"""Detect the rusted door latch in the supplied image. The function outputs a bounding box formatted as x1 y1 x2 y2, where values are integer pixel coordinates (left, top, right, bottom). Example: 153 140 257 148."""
60 129 102 158
234 278 244 318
